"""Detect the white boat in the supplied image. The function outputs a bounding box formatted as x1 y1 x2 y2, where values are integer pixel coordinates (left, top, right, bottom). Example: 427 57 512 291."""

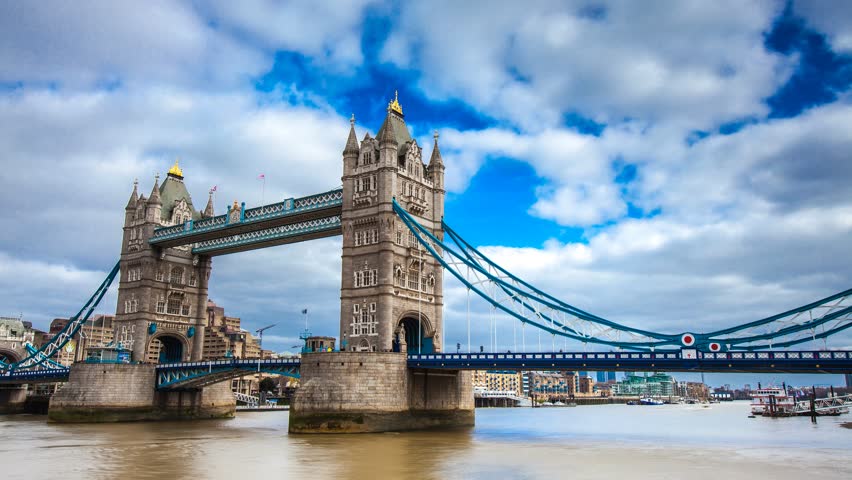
750 387 795 416
639 398 664 406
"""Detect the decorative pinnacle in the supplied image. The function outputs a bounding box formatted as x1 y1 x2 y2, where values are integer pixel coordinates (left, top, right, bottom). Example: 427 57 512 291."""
433 130 439 142
350 113 355 126
388 90 403 115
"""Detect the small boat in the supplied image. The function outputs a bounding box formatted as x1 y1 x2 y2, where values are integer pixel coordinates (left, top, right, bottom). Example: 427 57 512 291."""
639 398 664 406
751 387 795 416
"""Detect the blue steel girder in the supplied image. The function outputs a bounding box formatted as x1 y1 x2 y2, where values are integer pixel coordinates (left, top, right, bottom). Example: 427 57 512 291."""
156 359 301 390
190 214 342 256
408 350 852 374
0 368 70 384
3 261 120 373
392 200 852 351
149 189 343 249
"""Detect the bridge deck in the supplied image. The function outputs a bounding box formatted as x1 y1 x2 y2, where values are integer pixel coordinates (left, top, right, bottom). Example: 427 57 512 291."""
3 350 850 387
148 189 342 251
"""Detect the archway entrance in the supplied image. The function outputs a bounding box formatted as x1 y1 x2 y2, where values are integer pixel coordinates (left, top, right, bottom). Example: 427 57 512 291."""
148 335 184 363
397 316 433 354
0 349 19 366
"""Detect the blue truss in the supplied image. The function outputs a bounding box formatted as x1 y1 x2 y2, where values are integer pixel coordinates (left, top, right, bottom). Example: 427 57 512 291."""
2 261 120 373
156 358 301 389
150 188 343 244
191 214 341 255
393 199 852 351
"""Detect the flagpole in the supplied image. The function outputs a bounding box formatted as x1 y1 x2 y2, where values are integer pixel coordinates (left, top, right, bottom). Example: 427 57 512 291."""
261 176 265 205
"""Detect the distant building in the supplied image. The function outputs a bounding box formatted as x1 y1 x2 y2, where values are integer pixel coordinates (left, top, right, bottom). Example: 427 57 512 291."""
579 375 595 394
846 374 852 389
203 300 265 360
37 315 115 366
613 372 676 397
596 371 617 383
677 381 710 400
473 370 523 397
529 371 578 398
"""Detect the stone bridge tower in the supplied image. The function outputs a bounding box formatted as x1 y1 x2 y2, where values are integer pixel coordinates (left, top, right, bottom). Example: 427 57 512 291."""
116 162 213 363
291 94 471 432
340 92 445 353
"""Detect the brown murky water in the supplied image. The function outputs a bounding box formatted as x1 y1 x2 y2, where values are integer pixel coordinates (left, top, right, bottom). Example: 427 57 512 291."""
2 402 850 479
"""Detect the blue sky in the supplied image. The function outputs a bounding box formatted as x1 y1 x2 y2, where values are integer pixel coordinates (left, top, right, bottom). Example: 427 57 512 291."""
2 1 852 387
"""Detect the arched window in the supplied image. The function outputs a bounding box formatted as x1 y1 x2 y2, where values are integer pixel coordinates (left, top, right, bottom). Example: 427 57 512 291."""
170 267 184 285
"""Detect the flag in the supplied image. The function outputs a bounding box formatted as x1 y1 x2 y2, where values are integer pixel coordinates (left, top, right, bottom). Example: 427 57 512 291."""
301 309 308 314
210 185 217 192
258 174 265 180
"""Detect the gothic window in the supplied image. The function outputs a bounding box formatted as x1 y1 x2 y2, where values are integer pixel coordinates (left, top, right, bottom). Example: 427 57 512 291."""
353 304 360 314
156 298 166 314
167 297 182 315
407 231 418 248
189 274 197 287
396 228 403 245
170 267 184 285
129 228 137 240
181 304 190 316
156 270 165 282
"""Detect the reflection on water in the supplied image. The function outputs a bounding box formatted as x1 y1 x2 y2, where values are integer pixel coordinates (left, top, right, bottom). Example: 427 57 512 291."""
1 402 850 479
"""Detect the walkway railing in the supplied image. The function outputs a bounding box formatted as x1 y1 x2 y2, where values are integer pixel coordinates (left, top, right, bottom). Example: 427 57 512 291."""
149 188 343 245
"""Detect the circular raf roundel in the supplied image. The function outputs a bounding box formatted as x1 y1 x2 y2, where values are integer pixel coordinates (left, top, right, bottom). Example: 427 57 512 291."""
709 342 721 352
681 333 696 347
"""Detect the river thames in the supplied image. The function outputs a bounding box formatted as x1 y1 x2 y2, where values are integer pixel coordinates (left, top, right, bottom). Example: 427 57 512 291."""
2 402 850 479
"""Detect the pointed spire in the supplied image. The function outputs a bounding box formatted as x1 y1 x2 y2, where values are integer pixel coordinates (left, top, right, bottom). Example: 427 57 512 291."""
429 130 444 167
204 189 215 218
343 113 360 156
148 174 162 205
378 110 398 147
125 179 138 210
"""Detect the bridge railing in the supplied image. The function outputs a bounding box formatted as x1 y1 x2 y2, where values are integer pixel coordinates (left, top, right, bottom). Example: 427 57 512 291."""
150 189 343 242
408 350 852 362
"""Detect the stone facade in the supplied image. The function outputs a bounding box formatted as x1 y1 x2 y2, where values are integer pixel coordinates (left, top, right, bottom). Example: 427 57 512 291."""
48 363 234 422
289 352 473 433
339 98 446 354
115 164 214 363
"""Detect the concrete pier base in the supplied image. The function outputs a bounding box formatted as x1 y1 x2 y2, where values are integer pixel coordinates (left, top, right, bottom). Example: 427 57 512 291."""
0 385 27 414
289 352 474 433
48 363 235 423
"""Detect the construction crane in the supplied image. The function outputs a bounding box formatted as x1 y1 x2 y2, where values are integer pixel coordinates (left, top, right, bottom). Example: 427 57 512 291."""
255 324 277 349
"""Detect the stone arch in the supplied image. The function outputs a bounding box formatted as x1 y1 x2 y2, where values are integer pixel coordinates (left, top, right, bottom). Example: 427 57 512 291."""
147 333 188 364
396 312 435 354
357 338 370 352
0 348 22 365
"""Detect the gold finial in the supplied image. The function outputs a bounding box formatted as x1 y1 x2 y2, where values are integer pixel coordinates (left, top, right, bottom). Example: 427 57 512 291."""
433 130 439 142
388 90 403 115
232 200 239 211
168 158 183 177
350 113 356 126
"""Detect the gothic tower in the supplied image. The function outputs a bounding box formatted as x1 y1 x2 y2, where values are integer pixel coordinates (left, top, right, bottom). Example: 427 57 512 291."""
340 92 446 353
116 161 213 362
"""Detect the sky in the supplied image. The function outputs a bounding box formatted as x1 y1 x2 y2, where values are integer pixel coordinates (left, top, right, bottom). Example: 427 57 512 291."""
2 0 852 387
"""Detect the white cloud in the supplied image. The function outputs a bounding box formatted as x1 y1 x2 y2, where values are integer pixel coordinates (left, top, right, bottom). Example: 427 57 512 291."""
382 0 789 131
793 0 852 53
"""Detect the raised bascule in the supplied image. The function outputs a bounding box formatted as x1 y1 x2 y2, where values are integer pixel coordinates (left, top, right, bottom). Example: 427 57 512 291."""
2 92 852 429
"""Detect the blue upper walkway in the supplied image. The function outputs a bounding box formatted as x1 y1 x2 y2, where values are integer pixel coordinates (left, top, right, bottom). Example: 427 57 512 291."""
149 188 343 255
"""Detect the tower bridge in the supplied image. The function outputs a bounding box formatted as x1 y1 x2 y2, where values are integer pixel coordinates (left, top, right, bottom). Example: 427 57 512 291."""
2 92 852 430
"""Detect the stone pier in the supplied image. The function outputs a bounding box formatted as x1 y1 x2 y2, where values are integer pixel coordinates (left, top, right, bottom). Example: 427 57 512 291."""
0 385 27 414
48 363 234 423
289 352 474 433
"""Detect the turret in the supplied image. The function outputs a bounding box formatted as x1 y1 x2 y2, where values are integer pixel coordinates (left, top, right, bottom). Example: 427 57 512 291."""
147 174 162 224
343 114 360 173
428 131 445 222
203 190 215 218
